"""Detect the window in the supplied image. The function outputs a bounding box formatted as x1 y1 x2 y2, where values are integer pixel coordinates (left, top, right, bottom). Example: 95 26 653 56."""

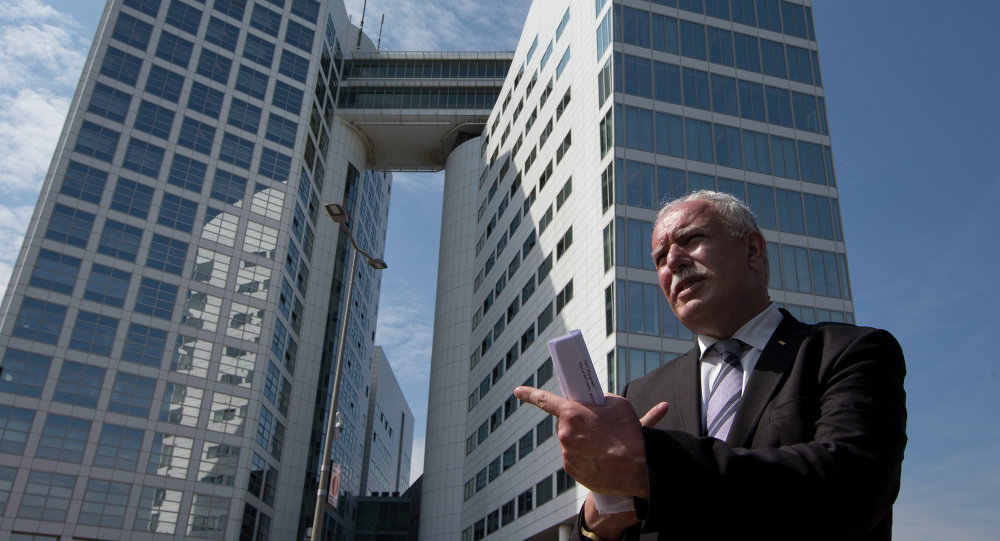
556 280 574 312
537 302 553 333
147 233 188 275
256 406 285 459
12 297 66 344
557 468 577 494
219 133 255 168
518 430 534 458
536 476 554 506
123 0 160 17
155 31 194 68
760 38 787 78
243 34 275 67
109 371 157 417
273 81 304 115
0 349 51 398
205 16 240 51
98 220 143 261
61 161 108 204
135 486 183 534
285 19 314 52
122 138 165 177
30 249 80 295
714 124 743 169
266 114 298 147
88 82 131 123
79 479 131 528
36 413 89 462
166 0 203 35
100 47 143 85
121 323 168 367
0 405 34 455
53 361 105 408
94 423 144 470
196 48 232 83
557 227 573 258
178 116 216 154
69 310 118 356
134 100 176 139
135 277 179 319
145 65 184 104
228 98 262 132
278 50 309 83
734 32 761 72
517 488 533 517
18 471 76 522
536 416 554 444
188 82 225 117
148 432 195 478
158 192 199 232
502 499 516 526
236 65 269 99
537 357 553 385
75 121 120 162
259 147 292 181
110 178 154 218
211 170 248 204
250 3 282 36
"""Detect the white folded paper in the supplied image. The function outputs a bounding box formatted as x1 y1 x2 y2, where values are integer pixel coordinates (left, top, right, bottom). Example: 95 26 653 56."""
548 330 636 515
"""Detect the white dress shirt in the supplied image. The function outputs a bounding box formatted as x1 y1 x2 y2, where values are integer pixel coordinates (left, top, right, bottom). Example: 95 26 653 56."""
696 303 784 431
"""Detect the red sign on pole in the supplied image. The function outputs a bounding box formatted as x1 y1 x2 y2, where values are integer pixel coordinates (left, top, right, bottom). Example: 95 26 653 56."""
327 461 341 510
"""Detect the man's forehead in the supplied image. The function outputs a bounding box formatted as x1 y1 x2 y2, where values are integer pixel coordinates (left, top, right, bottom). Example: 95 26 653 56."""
656 200 717 234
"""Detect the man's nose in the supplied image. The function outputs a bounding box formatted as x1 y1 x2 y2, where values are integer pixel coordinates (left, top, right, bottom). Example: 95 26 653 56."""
665 244 690 273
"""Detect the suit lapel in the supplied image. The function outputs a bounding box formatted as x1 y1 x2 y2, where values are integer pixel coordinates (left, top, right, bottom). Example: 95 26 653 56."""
669 348 702 434
726 311 809 447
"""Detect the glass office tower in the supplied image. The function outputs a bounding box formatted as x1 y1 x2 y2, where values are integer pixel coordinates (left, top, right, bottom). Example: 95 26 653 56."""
421 1 854 540
0 0 398 539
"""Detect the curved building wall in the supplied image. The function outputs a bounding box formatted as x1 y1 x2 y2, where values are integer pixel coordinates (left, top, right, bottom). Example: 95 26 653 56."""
420 136 482 540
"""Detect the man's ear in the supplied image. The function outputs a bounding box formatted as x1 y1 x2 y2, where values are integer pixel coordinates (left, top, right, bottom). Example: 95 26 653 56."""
746 231 767 269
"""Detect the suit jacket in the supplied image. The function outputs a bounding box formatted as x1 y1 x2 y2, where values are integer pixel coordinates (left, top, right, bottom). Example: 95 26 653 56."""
575 311 907 540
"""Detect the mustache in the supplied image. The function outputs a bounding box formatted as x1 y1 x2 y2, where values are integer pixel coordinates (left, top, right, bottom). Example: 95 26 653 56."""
671 266 707 294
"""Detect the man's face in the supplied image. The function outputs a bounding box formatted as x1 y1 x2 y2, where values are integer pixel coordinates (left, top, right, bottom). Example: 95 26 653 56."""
651 200 765 338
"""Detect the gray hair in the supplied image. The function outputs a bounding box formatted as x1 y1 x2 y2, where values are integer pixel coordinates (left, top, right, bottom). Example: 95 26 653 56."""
656 190 761 238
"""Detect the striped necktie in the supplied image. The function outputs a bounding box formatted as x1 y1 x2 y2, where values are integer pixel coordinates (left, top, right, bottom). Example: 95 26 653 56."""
705 338 745 441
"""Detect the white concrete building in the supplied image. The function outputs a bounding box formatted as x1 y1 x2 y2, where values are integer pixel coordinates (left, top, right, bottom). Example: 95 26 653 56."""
420 1 852 540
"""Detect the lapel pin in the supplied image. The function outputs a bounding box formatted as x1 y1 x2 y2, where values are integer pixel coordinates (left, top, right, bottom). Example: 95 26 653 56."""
778 340 786 346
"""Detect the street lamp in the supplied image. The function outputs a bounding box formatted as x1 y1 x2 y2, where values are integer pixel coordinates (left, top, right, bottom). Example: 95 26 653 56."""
310 203 387 540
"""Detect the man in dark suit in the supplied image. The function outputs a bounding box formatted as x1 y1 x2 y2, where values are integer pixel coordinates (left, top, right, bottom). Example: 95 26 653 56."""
515 190 906 539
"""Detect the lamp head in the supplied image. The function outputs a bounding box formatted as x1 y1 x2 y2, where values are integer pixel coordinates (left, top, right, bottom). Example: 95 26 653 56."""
325 203 348 223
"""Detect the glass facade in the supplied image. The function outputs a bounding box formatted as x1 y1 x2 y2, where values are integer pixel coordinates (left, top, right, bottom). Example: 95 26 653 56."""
0 0 398 539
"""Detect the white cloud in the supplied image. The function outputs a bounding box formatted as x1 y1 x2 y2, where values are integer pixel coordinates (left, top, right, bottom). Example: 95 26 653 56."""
0 88 72 194
375 287 436 385
342 0 530 51
0 0 91 300
390 171 444 193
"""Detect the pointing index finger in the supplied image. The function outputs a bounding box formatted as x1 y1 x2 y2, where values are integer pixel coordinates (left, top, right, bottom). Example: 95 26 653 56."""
514 386 567 417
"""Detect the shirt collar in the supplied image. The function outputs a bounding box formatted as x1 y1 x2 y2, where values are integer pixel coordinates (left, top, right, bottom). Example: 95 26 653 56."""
697 303 784 358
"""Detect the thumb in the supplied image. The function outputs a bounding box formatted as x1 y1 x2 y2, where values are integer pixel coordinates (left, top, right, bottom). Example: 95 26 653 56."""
638 402 669 427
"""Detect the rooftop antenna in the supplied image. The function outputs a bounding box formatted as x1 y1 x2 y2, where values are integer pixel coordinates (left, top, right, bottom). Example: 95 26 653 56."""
355 0 367 49
376 14 384 51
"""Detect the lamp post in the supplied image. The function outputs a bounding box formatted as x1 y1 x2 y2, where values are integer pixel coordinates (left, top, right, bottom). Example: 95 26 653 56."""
310 203 387 540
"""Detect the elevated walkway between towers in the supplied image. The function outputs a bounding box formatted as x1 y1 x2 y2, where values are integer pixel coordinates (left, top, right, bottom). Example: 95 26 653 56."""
337 51 512 171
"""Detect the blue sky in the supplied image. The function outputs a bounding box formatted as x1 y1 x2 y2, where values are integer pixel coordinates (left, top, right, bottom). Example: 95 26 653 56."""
1 1 997 537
